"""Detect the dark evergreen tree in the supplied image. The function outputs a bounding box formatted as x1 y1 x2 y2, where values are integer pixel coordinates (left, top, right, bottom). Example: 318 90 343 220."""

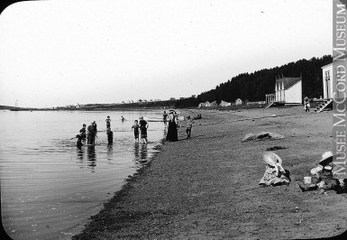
197 55 332 104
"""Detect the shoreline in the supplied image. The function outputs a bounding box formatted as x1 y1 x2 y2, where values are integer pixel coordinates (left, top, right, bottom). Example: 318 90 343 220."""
73 107 347 239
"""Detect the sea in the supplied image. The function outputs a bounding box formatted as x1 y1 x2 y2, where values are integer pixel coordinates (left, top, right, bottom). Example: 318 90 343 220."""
0 109 168 240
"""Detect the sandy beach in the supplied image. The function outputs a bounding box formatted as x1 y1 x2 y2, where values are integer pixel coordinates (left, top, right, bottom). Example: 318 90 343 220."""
73 107 347 239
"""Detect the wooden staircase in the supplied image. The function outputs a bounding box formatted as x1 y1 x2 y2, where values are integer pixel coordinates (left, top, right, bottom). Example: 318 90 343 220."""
314 99 333 113
265 101 275 109
265 101 286 109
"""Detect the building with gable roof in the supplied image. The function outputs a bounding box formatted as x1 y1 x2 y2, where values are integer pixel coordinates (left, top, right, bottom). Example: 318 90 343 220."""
235 98 243 105
275 76 302 105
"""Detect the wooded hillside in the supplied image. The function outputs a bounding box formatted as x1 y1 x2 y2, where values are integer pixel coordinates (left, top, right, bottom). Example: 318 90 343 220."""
196 55 332 104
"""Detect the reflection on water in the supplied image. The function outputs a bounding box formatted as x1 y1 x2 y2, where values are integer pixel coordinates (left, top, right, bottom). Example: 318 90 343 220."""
107 144 113 162
140 144 148 161
0 110 167 240
87 146 96 172
77 145 84 163
134 142 140 159
133 142 149 163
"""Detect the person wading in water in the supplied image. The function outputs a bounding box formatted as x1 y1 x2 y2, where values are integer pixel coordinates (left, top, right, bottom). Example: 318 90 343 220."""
87 121 97 146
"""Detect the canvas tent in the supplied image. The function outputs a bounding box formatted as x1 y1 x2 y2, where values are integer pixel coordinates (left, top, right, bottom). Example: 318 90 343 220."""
219 100 231 107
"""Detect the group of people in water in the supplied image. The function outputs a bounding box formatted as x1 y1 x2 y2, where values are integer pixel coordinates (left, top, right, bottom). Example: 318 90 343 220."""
75 122 97 147
74 115 147 146
74 120 100 147
131 116 149 143
74 110 201 147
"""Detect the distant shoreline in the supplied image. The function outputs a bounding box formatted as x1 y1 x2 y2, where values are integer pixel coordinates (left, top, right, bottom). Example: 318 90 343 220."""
1 106 173 112
1 102 280 112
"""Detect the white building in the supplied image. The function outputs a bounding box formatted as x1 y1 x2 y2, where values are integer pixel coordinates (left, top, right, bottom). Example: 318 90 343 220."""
275 76 302 105
210 101 218 107
321 63 333 99
204 101 211 107
235 98 243 105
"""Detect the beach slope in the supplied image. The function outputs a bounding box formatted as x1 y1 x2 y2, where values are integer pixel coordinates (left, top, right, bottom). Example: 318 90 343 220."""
73 107 347 239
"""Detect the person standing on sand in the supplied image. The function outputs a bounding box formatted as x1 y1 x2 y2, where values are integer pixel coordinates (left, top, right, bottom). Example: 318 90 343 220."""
163 111 168 125
132 120 140 142
139 117 148 143
304 96 310 112
185 116 194 139
166 111 178 142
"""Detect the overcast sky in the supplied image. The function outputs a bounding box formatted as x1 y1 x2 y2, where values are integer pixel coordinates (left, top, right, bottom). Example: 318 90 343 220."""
0 0 332 108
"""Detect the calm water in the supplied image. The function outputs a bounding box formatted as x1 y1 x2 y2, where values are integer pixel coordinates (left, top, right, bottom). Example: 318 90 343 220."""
0 110 167 240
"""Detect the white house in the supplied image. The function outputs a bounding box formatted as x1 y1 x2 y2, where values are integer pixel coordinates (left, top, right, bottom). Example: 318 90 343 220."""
204 101 211 107
275 76 302 105
321 63 333 99
235 98 243 105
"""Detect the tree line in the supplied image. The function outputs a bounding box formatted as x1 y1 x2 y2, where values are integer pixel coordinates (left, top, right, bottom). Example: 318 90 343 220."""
192 55 332 106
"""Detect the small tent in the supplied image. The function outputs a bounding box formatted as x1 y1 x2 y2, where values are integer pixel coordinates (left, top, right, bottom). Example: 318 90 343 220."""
219 100 231 107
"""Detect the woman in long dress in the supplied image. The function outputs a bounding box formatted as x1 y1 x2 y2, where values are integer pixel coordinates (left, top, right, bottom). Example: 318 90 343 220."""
166 111 178 142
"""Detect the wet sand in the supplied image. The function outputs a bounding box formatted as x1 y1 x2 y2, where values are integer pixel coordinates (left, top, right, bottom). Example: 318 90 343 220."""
73 107 347 239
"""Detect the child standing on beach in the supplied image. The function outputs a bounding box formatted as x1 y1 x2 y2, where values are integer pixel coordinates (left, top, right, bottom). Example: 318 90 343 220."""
106 116 111 129
132 120 140 142
185 116 194 139
304 96 310 112
163 111 168 126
